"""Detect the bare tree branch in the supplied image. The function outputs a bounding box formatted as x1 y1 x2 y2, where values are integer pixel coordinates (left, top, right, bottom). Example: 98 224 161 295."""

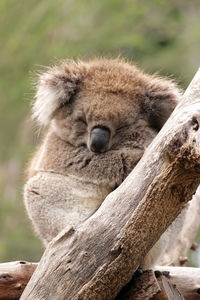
2 262 200 299
161 186 200 266
0 261 37 300
154 266 200 300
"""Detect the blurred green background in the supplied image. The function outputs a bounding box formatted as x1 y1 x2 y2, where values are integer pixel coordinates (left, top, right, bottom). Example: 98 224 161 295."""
0 0 200 265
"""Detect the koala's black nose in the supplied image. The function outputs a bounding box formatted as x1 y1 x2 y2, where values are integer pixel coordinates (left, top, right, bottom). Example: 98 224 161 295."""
89 127 110 153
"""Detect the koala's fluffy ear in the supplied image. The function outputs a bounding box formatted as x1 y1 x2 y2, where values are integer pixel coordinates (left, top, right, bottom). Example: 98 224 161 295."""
33 61 85 126
143 76 182 131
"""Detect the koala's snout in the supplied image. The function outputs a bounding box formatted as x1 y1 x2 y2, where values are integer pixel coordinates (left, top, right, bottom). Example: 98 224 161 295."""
89 127 110 153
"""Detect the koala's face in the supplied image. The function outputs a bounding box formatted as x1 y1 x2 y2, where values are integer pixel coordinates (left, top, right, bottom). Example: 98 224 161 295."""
34 59 180 155
52 85 149 155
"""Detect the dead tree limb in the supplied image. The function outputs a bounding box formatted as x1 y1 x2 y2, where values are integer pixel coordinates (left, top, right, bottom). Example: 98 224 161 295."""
1 262 200 299
118 266 200 300
0 261 37 300
161 185 200 266
117 269 186 300
21 68 200 300
155 266 200 300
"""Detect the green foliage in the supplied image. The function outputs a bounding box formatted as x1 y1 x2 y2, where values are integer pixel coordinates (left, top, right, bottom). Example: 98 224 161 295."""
0 0 200 263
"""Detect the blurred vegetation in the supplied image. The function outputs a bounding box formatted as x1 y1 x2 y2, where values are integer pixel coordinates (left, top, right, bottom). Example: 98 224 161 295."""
0 0 200 263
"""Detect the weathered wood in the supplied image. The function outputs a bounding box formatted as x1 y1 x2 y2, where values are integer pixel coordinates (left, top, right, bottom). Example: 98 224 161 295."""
161 186 200 266
0 261 37 300
153 275 185 300
155 266 200 300
21 68 200 300
1 261 200 300
118 267 200 300
115 270 161 300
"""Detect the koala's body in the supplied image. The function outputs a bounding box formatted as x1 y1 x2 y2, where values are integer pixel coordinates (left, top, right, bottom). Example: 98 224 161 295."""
24 59 185 269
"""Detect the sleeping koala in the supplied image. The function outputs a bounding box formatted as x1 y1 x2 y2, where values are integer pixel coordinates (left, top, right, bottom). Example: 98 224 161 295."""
24 58 184 269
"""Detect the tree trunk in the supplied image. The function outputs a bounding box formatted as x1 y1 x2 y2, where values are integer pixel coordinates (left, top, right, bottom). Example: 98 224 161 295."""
20 68 200 300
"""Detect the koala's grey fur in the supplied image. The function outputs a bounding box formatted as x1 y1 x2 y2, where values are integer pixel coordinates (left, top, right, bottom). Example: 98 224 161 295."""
24 58 185 269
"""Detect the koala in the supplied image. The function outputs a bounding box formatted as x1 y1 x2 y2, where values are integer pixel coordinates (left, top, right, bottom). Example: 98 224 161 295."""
24 58 184 269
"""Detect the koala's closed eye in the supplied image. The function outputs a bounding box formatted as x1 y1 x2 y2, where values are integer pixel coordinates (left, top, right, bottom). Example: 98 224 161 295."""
116 124 129 132
75 117 87 126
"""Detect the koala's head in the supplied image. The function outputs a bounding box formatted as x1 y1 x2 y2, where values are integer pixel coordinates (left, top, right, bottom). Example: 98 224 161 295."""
33 59 181 153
